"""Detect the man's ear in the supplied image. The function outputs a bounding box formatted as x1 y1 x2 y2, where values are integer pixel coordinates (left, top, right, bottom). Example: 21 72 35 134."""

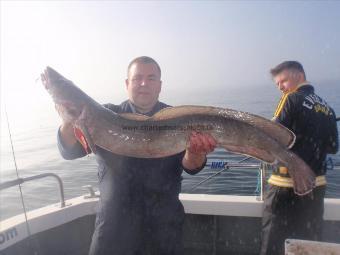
290 71 301 83
299 72 306 82
125 79 129 90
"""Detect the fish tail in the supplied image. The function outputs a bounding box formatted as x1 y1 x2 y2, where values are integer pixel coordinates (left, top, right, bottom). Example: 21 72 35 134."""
285 152 316 196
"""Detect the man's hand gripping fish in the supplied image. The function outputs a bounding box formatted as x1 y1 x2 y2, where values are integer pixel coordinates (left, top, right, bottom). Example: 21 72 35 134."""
41 66 316 196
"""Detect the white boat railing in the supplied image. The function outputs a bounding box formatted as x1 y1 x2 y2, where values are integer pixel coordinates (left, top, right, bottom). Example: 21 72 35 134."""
0 173 66 208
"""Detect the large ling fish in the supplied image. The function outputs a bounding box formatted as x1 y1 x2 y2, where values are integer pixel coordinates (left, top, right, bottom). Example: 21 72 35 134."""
41 66 315 195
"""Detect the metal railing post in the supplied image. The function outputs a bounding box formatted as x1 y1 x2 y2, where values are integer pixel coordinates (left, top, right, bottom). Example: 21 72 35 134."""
0 173 66 208
259 163 268 201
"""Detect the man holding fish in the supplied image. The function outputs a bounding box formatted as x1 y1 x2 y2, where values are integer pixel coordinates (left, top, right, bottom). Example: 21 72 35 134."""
41 57 320 254
260 61 339 255
55 56 217 255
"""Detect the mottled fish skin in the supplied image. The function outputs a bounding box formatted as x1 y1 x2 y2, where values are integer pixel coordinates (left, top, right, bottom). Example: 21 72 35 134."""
42 66 315 196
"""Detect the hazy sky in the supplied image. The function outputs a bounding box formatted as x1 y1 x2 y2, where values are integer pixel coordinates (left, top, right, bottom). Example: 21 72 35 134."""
1 1 340 131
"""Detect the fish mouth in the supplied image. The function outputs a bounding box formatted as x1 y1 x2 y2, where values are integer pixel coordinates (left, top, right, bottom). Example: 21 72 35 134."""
42 66 60 90
42 66 63 90
41 68 50 90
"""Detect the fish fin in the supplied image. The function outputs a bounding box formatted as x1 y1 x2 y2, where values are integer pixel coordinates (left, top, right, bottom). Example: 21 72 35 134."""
222 144 275 163
255 121 296 149
74 125 96 155
151 105 296 148
74 127 90 154
119 113 150 121
151 106 213 120
82 125 97 154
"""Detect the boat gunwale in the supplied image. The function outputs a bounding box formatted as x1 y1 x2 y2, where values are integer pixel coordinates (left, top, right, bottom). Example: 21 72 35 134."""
1 193 340 251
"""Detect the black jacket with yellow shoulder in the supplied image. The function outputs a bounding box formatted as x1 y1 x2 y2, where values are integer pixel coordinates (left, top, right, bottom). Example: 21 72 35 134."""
273 84 338 176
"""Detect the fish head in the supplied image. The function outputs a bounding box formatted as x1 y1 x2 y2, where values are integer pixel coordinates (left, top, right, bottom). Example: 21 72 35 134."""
41 66 89 122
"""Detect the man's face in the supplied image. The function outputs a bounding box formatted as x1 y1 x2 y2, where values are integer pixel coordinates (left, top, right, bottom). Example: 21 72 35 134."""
125 62 162 111
274 69 303 94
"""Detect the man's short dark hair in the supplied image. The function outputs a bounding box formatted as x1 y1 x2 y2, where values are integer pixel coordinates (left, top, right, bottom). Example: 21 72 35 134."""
127 56 161 77
270 61 306 79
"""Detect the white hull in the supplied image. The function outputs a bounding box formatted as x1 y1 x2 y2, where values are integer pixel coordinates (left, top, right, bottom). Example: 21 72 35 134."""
1 193 340 254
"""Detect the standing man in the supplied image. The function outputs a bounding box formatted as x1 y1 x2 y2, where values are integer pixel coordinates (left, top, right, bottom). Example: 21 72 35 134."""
56 56 217 255
260 61 339 255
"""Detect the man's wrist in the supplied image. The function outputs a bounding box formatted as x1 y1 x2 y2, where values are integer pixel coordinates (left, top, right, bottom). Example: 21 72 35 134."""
59 123 77 148
182 150 207 171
